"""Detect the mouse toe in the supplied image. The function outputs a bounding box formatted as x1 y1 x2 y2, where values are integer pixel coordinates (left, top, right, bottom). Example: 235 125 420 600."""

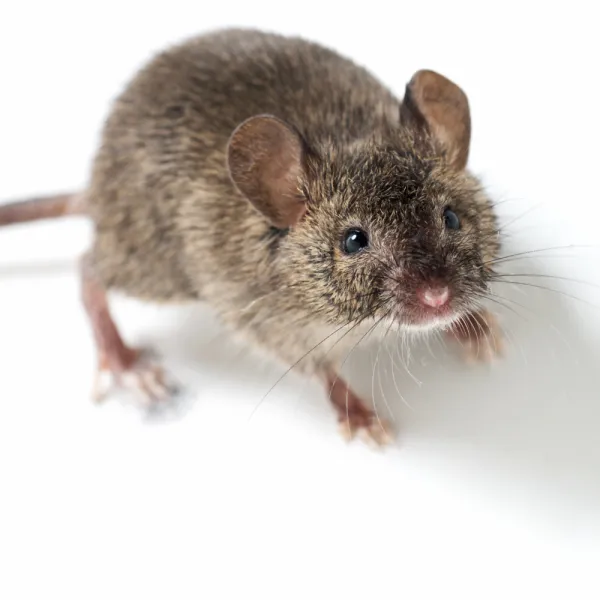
327 374 395 448
92 351 179 405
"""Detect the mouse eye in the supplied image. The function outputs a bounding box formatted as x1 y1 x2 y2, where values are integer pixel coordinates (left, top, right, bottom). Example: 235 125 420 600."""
342 228 369 254
443 207 460 230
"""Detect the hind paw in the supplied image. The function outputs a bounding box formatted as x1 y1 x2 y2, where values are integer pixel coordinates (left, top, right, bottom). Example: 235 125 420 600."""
93 350 178 405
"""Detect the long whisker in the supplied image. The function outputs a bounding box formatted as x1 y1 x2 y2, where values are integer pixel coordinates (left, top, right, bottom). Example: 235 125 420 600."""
497 202 544 231
387 329 415 411
464 311 483 359
247 322 353 421
370 326 389 429
492 280 599 309
248 293 390 420
397 326 422 387
491 272 600 289
474 291 525 319
484 244 598 267
378 323 399 420
316 302 389 371
328 313 391 428
478 288 578 363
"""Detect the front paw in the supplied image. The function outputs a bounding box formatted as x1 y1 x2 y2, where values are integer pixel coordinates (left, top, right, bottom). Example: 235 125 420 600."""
447 310 504 364
326 374 394 448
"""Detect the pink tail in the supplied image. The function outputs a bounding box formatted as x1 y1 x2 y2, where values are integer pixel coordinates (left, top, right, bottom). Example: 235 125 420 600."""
0 192 86 227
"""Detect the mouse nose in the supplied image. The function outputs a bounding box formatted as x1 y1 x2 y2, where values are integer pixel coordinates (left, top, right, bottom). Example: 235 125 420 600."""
417 286 450 308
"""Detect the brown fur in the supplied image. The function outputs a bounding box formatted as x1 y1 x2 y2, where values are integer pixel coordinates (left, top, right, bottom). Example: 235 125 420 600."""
1 29 501 434
82 29 498 372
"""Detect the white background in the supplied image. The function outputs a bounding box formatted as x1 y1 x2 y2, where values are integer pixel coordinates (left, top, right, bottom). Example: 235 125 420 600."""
1 1 599 598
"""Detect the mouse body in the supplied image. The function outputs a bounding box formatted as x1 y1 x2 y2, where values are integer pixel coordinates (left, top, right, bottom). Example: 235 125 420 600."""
0 29 502 443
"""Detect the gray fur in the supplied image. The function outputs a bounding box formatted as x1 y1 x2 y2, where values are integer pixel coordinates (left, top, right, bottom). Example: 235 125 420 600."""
85 28 499 376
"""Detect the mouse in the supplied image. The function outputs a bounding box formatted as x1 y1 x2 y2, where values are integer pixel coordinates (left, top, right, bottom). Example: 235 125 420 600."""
0 28 503 445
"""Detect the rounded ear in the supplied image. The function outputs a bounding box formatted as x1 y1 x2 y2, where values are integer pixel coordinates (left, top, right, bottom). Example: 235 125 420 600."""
400 70 471 171
227 115 307 228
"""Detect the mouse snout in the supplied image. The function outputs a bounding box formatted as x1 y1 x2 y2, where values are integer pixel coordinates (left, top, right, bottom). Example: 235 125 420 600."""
417 286 450 308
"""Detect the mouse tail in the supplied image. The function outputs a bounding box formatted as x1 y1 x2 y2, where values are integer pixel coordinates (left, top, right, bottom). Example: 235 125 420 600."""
0 192 86 227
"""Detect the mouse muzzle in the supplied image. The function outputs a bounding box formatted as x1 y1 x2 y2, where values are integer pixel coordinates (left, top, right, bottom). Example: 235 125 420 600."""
387 266 459 328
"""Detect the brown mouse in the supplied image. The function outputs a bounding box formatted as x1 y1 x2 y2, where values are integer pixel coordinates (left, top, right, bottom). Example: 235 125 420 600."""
0 28 503 444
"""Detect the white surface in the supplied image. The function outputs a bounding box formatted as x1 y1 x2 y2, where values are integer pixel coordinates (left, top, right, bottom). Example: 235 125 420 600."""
1 2 599 598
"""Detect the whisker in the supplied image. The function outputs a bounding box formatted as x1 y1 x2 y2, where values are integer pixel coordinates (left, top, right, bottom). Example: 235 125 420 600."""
474 291 525 319
493 280 599 309
388 330 415 411
479 289 578 364
378 323 399 420
491 272 600 289
497 202 544 232
484 244 598 267
247 320 360 421
330 313 391 428
463 312 482 358
397 327 422 387
370 325 390 428
477 308 501 355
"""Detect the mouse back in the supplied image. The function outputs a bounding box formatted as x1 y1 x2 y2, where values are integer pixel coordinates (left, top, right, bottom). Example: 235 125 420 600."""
85 29 403 301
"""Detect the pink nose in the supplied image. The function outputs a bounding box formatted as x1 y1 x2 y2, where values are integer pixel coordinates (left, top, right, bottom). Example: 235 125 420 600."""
418 286 450 308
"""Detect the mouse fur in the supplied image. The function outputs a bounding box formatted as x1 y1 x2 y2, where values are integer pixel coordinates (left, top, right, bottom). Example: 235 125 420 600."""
89 28 498 365
0 28 502 441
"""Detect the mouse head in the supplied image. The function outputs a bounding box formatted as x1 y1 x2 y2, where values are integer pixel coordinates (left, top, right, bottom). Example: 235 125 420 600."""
227 70 499 331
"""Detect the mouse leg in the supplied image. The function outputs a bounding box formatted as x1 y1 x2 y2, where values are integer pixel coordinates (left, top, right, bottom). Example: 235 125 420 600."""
80 255 174 404
448 309 504 363
325 373 393 446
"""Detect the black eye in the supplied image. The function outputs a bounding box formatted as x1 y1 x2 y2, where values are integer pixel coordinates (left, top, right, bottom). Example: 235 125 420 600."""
342 228 369 254
443 207 460 230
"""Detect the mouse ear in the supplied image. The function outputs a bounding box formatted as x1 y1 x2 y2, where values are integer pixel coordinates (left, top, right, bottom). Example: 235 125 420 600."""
400 70 471 171
227 115 307 229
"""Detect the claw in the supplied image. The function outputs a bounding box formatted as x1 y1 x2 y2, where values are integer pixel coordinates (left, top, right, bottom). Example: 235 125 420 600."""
328 374 395 448
355 418 394 447
93 354 178 405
